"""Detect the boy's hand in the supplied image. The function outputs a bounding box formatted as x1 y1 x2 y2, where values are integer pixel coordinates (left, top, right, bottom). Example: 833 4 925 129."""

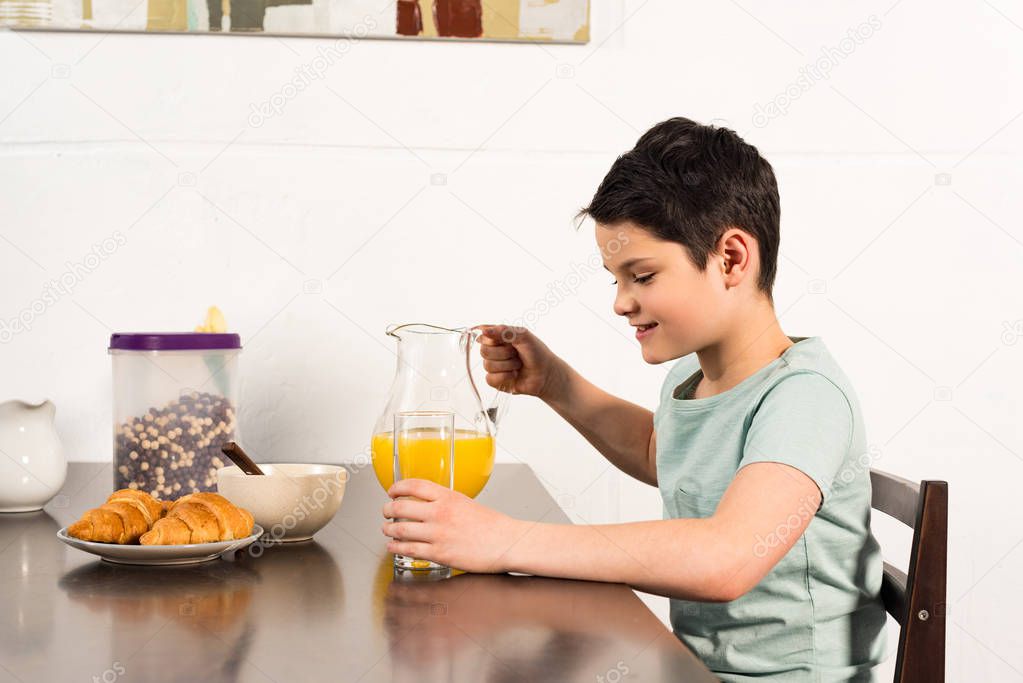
474 324 567 403
382 479 525 574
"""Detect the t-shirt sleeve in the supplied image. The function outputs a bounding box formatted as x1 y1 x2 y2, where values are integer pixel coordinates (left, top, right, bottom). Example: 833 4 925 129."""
740 371 854 502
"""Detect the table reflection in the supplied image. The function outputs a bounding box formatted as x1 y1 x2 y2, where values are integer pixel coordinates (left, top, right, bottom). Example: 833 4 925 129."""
59 560 259 681
234 540 345 622
54 540 343 682
1 511 63 661
379 557 673 683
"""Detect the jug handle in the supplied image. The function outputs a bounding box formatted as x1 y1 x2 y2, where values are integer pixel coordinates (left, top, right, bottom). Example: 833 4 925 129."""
467 326 513 433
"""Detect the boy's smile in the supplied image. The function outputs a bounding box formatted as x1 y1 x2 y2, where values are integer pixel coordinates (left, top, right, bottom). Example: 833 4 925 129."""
597 221 726 365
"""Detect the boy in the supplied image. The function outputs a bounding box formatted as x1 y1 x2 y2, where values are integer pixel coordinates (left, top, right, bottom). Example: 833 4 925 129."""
382 117 887 681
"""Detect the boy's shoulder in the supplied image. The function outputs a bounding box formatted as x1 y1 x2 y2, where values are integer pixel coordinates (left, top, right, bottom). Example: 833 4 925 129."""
772 337 855 397
758 338 864 432
657 337 856 408
778 335 838 372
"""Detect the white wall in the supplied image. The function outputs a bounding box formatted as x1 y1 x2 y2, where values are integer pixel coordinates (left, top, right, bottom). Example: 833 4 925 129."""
2 1 1022 679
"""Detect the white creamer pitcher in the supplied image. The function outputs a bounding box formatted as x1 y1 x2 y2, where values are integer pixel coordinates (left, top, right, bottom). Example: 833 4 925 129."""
0 400 66 512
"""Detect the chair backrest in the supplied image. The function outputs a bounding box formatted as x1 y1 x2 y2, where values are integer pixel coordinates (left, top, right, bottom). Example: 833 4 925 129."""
870 469 948 683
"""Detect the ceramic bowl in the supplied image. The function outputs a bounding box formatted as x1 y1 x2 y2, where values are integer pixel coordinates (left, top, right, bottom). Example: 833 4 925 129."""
217 464 348 542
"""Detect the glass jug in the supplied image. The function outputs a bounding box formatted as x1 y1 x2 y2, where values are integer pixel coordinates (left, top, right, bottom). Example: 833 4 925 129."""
370 323 512 499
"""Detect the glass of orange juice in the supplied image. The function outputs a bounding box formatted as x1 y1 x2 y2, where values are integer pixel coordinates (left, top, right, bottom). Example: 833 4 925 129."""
392 411 454 570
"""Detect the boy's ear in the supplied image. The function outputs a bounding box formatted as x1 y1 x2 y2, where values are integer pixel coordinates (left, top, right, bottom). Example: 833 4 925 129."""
717 228 757 289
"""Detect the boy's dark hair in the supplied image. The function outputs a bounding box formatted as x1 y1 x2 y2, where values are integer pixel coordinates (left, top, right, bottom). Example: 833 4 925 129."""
579 117 781 295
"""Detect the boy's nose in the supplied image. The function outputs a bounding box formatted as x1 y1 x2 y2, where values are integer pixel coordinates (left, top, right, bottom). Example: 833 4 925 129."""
613 289 637 317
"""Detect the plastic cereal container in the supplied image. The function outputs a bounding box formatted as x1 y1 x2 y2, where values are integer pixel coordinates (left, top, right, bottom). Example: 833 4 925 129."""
109 333 241 499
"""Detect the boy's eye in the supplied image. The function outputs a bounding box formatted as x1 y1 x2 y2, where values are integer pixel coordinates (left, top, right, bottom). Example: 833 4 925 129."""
610 273 655 286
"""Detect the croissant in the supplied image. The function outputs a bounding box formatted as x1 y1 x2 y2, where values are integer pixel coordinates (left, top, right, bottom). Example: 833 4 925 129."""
67 489 165 544
140 492 254 545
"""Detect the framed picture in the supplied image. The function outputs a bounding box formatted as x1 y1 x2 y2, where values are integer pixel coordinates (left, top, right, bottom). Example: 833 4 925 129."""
2 0 590 42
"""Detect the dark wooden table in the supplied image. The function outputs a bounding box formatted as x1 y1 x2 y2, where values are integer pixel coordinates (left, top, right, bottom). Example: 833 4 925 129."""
0 462 717 682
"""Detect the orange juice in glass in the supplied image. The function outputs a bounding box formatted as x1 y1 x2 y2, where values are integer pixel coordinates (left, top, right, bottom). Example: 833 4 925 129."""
390 411 457 570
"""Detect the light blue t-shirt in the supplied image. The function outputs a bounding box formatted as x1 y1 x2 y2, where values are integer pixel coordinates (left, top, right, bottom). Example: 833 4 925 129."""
654 337 887 682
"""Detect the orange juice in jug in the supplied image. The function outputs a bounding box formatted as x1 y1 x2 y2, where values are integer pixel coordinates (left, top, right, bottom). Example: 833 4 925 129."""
371 429 495 499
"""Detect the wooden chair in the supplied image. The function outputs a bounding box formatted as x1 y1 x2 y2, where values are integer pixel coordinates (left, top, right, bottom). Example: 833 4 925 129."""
870 469 948 683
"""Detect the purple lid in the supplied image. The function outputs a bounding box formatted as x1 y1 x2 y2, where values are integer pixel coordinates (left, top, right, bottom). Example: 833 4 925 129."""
109 333 242 351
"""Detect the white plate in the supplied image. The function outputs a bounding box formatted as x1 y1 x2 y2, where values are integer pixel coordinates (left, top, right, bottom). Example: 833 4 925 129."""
57 525 264 566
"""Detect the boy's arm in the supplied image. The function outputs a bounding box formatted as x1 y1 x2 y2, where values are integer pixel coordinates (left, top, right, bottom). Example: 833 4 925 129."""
502 462 819 600
543 361 658 486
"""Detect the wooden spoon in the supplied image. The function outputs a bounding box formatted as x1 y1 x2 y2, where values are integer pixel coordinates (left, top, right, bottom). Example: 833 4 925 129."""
220 442 265 475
